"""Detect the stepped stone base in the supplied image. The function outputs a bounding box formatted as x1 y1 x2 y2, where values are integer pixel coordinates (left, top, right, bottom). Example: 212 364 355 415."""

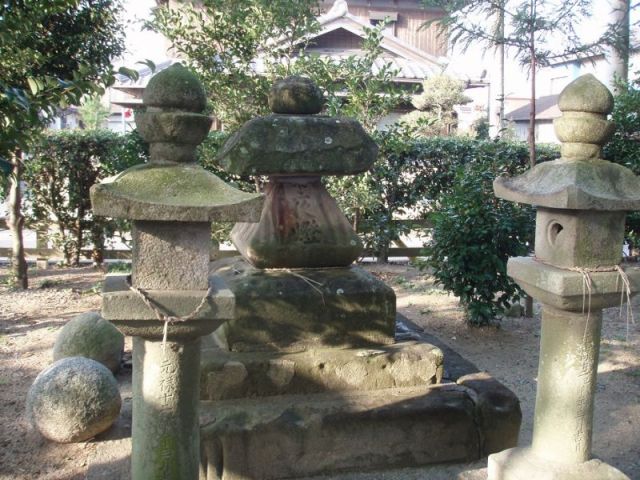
210 258 396 352
199 373 520 480
200 342 444 400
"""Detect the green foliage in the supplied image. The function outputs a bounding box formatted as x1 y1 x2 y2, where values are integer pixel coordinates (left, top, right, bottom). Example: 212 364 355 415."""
603 75 640 248
0 0 125 157
24 130 147 265
151 0 320 130
78 95 110 130
423 157 535 326
472 117 490 140
423 0 596 71
1 0 126 288
401 74 471 136
332 131 558 263
151 1 407 132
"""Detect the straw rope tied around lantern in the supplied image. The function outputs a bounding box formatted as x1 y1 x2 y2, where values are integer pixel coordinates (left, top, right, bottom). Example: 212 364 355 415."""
532 258 636 341
90 63 263 480
125 276 214 350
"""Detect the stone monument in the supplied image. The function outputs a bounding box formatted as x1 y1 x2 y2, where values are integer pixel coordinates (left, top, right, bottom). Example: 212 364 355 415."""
201 77 522 479
90 64 263 480
490 74 640 479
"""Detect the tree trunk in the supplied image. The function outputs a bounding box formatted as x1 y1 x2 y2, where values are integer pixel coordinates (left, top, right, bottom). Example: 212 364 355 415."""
73 211 83 266
8 152 28 289
608 0 630 90
528 48 537 167
498 6 505 135
90 223 105 266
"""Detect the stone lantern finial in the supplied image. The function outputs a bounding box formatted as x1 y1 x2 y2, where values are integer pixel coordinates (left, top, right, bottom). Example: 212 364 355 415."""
268 76 324 114
554 74 615 160
136 63 210 164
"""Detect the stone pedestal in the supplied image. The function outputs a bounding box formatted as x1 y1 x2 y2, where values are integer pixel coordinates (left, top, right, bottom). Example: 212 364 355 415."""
91 64 262 480
203 77 521 479
490 74 640 480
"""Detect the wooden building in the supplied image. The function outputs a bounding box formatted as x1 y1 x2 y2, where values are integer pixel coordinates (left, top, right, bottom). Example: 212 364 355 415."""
318 0 446 58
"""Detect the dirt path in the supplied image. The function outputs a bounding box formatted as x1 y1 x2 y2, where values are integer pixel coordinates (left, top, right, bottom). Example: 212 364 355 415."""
0 264 638 479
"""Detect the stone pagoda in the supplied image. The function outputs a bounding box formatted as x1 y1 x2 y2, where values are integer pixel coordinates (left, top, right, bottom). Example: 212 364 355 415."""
490 74 640 479
200 77 521 479
90 64 262 480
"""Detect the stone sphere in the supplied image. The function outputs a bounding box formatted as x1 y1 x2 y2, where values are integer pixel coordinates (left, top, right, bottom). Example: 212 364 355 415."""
268 76 324 114
53 311 124 373
27 357 121 443
143 63 207 112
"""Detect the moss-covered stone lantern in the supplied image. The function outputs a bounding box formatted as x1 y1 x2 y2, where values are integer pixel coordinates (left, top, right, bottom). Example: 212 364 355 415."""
490 74 640 479
90 64 262 480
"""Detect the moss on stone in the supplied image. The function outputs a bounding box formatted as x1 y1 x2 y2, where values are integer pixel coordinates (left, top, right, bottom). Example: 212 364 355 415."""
143 63 206 113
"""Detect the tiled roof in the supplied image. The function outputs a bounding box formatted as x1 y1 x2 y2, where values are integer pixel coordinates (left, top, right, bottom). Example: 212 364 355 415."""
505 94 561 122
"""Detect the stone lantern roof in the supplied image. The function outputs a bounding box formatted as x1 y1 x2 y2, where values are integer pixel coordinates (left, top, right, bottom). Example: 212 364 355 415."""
494 74 640 211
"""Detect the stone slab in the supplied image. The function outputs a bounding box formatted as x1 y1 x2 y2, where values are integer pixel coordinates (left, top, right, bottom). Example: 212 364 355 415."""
507 257 640 311
488 447 630 480
210 258 396 352
200 342 444 400
216 115 377 176
200 382 520 480
101 274 235 339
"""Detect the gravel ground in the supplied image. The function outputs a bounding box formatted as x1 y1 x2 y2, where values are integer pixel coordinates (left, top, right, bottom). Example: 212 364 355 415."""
1 263 638 480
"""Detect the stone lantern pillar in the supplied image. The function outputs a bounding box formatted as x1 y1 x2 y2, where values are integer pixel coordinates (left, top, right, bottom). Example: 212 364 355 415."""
489 74 640 479
90 64 262 480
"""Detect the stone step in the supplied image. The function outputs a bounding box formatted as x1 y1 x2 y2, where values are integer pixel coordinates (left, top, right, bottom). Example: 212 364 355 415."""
200 375 521 480
200 342 444 400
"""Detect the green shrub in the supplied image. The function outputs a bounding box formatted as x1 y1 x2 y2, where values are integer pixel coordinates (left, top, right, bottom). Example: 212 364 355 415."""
349 134 558 260
423 159 535 326
24 129 147 265
603 77 640 248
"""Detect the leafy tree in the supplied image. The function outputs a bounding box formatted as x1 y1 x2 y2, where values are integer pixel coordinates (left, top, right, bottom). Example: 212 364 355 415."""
603 75 640 250
151 0 321 130
78 95 110 130
24 130 147 266
0 0 126 287
423 0 600 167
400 74 471 136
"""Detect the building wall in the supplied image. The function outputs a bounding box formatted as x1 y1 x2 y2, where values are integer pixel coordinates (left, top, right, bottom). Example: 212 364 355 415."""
512 119 557 143
319 0 446 57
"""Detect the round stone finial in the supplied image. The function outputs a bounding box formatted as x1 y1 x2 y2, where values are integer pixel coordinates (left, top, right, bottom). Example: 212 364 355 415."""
143 63 207 112
268 76 324 114
558 74 613 114
553 74 615 158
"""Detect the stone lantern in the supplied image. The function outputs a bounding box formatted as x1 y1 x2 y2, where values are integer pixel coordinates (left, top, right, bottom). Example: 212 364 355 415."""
490 74 640 479
90 64 262 480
